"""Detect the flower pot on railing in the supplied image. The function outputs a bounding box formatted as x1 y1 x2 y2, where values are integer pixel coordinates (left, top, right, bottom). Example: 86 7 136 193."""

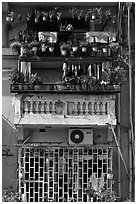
48 84 54 90
23 84 28 90
29 41 39 56
10 41 21 55
57 83 68 91
32 47 38 56
28 83 34 90
30 73 42 90
11 84 18 91
9 70 25 91
60 42 71 57
75 84 82 91
34 84 41 90
82 84 87 91
81 46 87 57
20 46 28 57
113 84 121 91
18 83 23 90
60 49 67 56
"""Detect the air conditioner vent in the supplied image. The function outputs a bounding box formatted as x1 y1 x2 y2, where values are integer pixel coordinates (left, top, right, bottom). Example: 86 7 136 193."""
69 128 93 145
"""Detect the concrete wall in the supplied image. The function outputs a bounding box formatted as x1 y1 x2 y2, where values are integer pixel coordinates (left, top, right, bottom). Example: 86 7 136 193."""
2 69 18 190
25 126 108 144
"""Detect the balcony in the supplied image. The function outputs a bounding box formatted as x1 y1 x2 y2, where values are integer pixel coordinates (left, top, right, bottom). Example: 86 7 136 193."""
13 92 117 126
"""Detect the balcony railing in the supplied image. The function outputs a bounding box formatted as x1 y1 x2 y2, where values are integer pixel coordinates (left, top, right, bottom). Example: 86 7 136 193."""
13 93 117 126
10 83 121 93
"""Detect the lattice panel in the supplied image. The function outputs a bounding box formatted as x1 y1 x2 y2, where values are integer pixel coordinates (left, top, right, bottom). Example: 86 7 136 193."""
18 146 113 202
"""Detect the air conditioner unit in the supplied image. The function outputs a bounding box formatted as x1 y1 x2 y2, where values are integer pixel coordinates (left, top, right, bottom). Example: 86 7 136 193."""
69 128 93 145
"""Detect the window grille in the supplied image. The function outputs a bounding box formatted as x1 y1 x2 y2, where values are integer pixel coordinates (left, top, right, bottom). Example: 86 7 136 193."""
18 146 113 202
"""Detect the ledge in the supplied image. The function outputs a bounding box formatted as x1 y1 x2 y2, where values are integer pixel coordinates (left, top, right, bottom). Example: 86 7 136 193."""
2 55 18 60
14 114 117 126
19 56 112 63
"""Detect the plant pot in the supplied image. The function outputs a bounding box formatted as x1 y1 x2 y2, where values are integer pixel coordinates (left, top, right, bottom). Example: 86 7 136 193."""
34 85 41 90
11 84 18 91
6 16 11 22
82 84 87 91
32 47 38 56
75 84 82 91
23 84 28 90
70 84 76 90
57 84 67 91
48 84 54 90
28 84 34 90
41 44 47 52
60 49 67 56
72 47 78 52
20 47 27 57
18 84 23 90
82 46 87 53
113 84 120 91
49 47 54 53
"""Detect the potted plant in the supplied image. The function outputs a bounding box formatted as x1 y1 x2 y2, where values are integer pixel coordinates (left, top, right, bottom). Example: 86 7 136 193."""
79 41 89 56
9 69 25 90
29 41 39 56
10 41 21 55
109 65 128 90
30 73 42 90
85 173 119 202
109 42 119 57
60 41 71 57
57 80 68 91
20 41 29 57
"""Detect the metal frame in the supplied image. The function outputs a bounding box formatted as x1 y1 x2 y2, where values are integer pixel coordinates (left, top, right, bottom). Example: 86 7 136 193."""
19 145 113 202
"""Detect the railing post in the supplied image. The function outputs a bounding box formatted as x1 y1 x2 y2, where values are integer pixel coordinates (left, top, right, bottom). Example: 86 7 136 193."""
102 101 106 115
46 101 50 114
52 101 56 115
35 101 39 114
96 101 101 115
24 101 29 115
79 102 83 115
85 102 89 115
91 102 95 115
74 102 78 115
29 101 34 114
41 101 45 114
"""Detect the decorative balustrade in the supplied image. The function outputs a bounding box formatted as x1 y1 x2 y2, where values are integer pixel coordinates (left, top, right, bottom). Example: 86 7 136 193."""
13 93 116 126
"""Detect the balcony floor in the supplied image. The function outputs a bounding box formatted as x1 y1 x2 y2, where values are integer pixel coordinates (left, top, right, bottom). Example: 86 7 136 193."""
15 113 116 126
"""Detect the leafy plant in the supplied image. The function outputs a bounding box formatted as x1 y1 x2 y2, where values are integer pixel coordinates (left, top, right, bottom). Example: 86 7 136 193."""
60 41 72 50
30 73 42 85
2 188 22 202
10 41 21 53
85 173 119 202
28 41 39 48
110 65 128 85
9 70 25 84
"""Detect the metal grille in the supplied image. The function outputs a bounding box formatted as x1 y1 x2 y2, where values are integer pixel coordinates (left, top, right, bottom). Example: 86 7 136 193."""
18 146 113 202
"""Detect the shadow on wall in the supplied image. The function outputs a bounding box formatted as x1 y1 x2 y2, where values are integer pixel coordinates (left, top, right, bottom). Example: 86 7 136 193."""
2 116 18 191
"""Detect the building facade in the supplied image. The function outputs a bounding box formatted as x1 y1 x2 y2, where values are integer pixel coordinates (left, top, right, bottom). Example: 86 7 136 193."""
2 2 135 202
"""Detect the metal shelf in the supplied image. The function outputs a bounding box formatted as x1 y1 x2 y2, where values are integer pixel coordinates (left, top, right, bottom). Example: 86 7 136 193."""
19 56 112 63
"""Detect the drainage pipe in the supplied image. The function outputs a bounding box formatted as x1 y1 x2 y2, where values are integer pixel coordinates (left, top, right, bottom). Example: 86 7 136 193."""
117 93 121 198
127 3 134 200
